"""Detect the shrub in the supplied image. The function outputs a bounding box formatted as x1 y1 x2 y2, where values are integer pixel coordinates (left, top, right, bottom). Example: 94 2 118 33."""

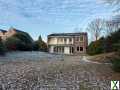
5 37 22 51
33 35 48 52
0 40 6 55
13 32 33 44
87 29 120 55
87 37 104 55
111 58 120 72
14 32 34 50
5 32 34 51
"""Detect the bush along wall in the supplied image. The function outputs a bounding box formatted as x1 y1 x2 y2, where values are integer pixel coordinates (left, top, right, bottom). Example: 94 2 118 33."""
111 58 120 72
0 39 6 55
87 29 120 55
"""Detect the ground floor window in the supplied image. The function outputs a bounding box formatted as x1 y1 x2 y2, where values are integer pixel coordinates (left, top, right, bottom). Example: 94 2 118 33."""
53 46 64 53
77 47 79 51
80 47 83 51
53 47 57 52
70 47 74 54
76 46 84 52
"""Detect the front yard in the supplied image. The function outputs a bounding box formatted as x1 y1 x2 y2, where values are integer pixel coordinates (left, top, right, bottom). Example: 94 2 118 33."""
0 52 119 90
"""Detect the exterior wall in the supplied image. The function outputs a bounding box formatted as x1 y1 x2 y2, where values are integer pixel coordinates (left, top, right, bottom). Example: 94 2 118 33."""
48 37 74 45
5 29 17 38
47 33 88 55
48 37 57 45
61 37 73 44
73 35 87 54
0 31 3 36
0 31 4 40
49 46 54 53
0 31 7 40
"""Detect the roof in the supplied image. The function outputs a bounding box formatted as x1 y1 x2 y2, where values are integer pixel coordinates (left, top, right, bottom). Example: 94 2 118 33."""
9 27 25 33
0 29 7 33
48 32 87 37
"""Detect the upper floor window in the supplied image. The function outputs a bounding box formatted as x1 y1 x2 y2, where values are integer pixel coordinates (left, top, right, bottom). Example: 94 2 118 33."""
76 37 79 41
76 36 84 42
80 36 83 41
69 38 72 42
60 38 63 42
64 38 67 43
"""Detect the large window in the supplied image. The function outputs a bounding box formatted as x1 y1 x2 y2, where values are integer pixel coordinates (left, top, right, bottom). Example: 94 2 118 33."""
77 46 83 52
70 47 74 53
54 46 64 53
54 47 57 52
77 47 79 51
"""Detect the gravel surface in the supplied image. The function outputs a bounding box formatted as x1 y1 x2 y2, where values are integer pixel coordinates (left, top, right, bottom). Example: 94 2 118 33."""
0 52 115 90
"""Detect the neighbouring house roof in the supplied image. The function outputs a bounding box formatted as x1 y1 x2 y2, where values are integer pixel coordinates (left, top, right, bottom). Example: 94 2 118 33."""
9 27 25 33
48 32 87 37
0 29 7 33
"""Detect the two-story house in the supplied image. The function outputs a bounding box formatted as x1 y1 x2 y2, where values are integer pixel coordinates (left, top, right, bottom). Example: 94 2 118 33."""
0 27 23 41
47 33 88 55
0 29 7 40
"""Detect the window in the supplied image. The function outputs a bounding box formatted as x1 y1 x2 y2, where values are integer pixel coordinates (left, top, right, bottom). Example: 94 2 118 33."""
3 32 5 35
64 38 67 43
54 47 57 52
76 37 79 41
70 47 74 53
80 47 83 51
77 47 79 51
69 38 72 42
72 47 74 53
62 47 64 53
60 38 63 42
80 36 83 41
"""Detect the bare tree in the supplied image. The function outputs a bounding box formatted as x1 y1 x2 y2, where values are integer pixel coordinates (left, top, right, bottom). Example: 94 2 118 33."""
101 0 120 5
105 20 119 35
87 18 103 41
100 0 120 12
101 0 120 33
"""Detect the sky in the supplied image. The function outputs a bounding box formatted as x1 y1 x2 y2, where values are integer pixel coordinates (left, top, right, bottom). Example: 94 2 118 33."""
0 0 115 42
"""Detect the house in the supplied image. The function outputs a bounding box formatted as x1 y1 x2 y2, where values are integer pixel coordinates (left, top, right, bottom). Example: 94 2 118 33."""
47 32 88 55
0 27 23 41
0 29 7 40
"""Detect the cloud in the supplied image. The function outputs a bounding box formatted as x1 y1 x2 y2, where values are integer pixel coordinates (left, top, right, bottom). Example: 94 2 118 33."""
0 0 113 25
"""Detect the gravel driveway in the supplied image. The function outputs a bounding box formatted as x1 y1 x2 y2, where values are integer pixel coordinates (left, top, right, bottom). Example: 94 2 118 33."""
0 52 114 90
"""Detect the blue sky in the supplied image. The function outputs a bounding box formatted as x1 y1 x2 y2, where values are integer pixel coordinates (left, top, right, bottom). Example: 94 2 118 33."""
0 0 114 41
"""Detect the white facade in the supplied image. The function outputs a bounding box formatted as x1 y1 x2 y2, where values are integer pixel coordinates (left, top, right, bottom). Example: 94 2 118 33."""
49 46 54 53
48 37 58 45
48 37 74 45
64 47 70 54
